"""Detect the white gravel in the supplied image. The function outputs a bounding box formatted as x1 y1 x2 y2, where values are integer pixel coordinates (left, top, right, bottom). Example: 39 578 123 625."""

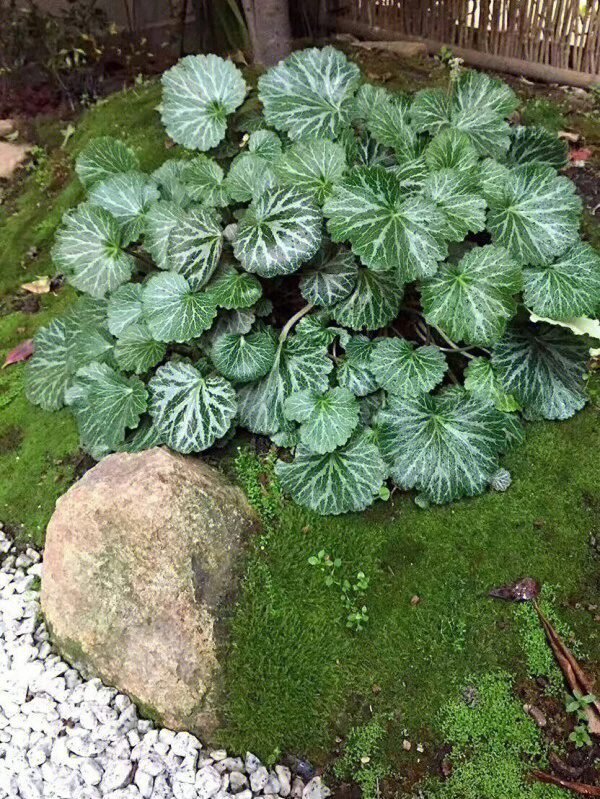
0 526 330 799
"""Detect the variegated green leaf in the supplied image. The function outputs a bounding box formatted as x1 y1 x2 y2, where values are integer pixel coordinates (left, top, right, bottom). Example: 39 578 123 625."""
148 359 237 452
374 387 519 503
166 206 223 287
224 153 277 203
118 417 164 453
205 263 262 309
477 158 511 203
208 307 256 341
367 94 418 162
66 362 148 458
507 125 567 170
75 137 139 189
352 83 391 121
336 358 378 396
487 164 581 265
182 155 229 207
25 317 78 411
142 271 217 342
324 166 447 279
237 333 333 434
248 130 283 160
491 323 589 419
330 267 404 331
258 46 361 140
463 356 520 412
410 88 453 135
143 201 183 269
233 187 322 277
370 338 447 397
522 242 600 320
114 323 166 374
299 245 358 306
87 171 159 241
294 315 350 348
421 244 522 346
210 328 277 382
275 137 347 203
388 157 429 191
161 54 247 150
107 283 144 337
275 429 387 515
52 204 135 298
424 128 478 180
283 386 359 454
151 160 192 207
421 169 486 242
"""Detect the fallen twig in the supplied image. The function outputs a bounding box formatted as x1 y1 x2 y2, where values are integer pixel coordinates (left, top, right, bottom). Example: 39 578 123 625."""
531 770 600 796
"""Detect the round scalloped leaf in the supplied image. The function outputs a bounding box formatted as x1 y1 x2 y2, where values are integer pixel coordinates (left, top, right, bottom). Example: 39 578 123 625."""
237 333 333 434
420 244 523 346
142 271 217 343
324 166 447 280
491 323 589 419
25 317 78 410
87 171 159 241
248 130 283 160
330 267 403 331
258 46 361 141
507 126 567 170
148 359 237 453
370 338 447 397
160 54 247 150
275 429 387 515
233 186 322 277
107 283 144 337
151 160 192 207
205 263 262 309
118 417 164 453
275 137 347 204
208 307 256 342
337 358 378 397
463 356 521 412
424 128 478 179
283 386 359 454
224 153 277 203
75 137 139 189
114 323 166 374
410 88 452 135
299 246 358 306
66 362 148 458
352 83 391 121
487 164 581 265
294 315 350 348
522 242 600 320
421 169 486 242
374 388 517 504
211 328 277 382
166 206 223 288
143 201 183 269
53 204 135 298
181 155 229 207
367 95 418 163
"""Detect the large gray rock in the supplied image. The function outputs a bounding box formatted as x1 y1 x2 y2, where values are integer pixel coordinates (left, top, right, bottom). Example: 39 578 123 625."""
41 447 260 737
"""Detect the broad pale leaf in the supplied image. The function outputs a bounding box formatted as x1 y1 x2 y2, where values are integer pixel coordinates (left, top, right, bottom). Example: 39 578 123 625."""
487 164 581 265
258 46 361 140
330 267 403 331
522 242 600 320
275 137 347 203
114 323 166 374
52 204 134 298
367 95 418 162
248 130 283 160
166 206 223 287
87 171 159 241
324 166 447 279
161 54 247 150
107 283 144 337
205 263 262 309
424 128 478 180
370 338 447 397
283 386 359 453
410 89 452 135
454 70 517 118
148 359 237 452
463 356 520 412
151 160 192 207
143 201 183 270
142 271 217 342
25 317 77 410
491 323 589 419
352 83 391 121
67 296 110 331
75 137 139 189
237 333 333 434
233 187 322 277
507 126 567 170
66 361 148 458
420 244 523 346
275 429 387 515
224 153 277 203
421 169 486 241
211 328 277 382
299 246 358 306
374 388 518 503
182 155 229 207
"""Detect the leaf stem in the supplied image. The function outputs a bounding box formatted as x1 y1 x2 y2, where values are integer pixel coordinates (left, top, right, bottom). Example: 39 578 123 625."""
123 246 156 271
279 304 314 342
432 325 475 359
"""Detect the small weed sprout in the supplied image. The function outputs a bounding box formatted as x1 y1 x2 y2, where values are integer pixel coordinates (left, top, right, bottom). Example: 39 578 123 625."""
308 550 370 631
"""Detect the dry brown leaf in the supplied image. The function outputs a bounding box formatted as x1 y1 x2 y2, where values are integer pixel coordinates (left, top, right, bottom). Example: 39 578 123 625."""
2 339 34 368
559 130 580 142
488 577 540 601
21 276 51 294
530 770 600 796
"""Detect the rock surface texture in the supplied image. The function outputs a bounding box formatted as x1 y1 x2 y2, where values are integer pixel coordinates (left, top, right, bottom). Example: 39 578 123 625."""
41 448 261 738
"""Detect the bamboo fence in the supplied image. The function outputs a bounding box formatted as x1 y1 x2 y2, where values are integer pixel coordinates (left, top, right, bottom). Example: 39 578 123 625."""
326 0 600 83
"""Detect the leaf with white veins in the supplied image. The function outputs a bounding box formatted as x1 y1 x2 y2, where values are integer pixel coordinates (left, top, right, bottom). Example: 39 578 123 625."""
283 386 359 453
370 338 447 397
142 271 217 342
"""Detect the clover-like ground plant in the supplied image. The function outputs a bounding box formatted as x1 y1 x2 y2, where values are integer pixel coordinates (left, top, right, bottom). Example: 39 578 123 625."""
26 48 600 514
